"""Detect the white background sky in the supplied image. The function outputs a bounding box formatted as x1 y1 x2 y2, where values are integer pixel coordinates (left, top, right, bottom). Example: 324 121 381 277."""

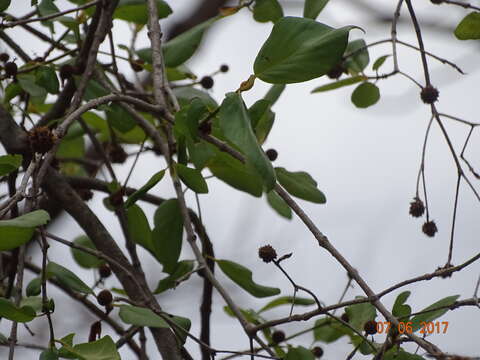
1 1 479 359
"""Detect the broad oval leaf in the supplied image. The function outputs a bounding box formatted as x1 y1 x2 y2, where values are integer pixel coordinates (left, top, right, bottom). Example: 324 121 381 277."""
124 169 165 208
71 235 104 269
392 291 412 320
176 163 209 193
154 260 195 294
35 66 59 94
248 99 275 144
0 298 35 323
303 0 329 20
126 204 153 251
313 317 352 343
0 210 50 251
345 296 377 332
253 0 283 23
410 295 459 332
285 346 315 360
113 0 172 25
311 75 364 93
151 199 184 274
454 12 480 40
46 261 93 294
217 259 280 298
26 277 42 297
259 296 315 312
275 167 326 204
73 336 120 360
0 0 11 12
266 190 292 219
0 154 22 176
219 92 276 190
351 81 380 108
254 17 352 83
343 39 369 74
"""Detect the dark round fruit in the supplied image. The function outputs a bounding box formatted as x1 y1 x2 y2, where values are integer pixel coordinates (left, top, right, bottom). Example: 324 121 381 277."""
0 53 10 63
266 149 278 162
422 220 438 237
97 289 113 306
340 313 349 323
409 197 425 218
327 63 344 79
28 126 56 154
271 330 285 344
99 264 112 279
364 320 377 335
108 189 124 208
59 64 75 82
258 245 277 263
312 346 324 358
220 64 229 73
4 62 17 78
420 85 439 104
108 145 127 164
200 76 214 89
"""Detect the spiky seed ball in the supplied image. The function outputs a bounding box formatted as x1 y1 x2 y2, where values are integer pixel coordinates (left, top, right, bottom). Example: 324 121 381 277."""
420 85 439 104
409 197 425 217
364 320 377 335
4 62 17 78
28 126 56 154
77 189 94 201
258 245 277 263
327 63 344 79
312 346 324 358
99 264 112 279
422 220 438 237
108 145 127 164
97 289 113 306
220 64 229 73
340 313 349 323
271 330 285 344
200 76 214 89
266 149 278 162
59 64 75 83
0 53 10 63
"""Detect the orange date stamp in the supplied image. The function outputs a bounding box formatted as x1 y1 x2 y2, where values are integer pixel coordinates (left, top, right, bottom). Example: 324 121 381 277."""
376 321 449 334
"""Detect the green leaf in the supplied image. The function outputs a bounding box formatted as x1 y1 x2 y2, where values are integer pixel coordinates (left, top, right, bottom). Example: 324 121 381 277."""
152 199 184 273
410 295 459 332
0 298 35 322
124 170 165 208
4 82 23 103
176 163 209 194
259 296 315 312
345 297 376 332
454 12 480 40
254 17 352 83
20 296 44 313
275 167 326 203
105 104 136 133
46 262 93 294
83 79 109 101
0 210 50 251
248 99 275 144
114 0 172 24
71 235 104 269
0 0 11 12
73 336 120 360
154 260 195 294
39 349 59 360
208 151 264 197
0 154 22 176
26 277 42 297
351 82 380 108
303 0 329 20
311 75 364 93
384 348 426 360
173 87 218 110
219 93 276 190
38 0 59 16
217 259 280 298
372 54 390 71
392 291 412 320
285 346 315 360
126 204 153 251
35 66 59 94
253 0 283 23
263 84 286 105
266 190 292 219
18 75 47 98
343 39 369 74
313 317 352 343
56 136 85 159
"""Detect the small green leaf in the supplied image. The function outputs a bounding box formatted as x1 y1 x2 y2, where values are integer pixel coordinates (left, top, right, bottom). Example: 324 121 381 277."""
372 54 390 71
105 104 136 133
248 99 275 144
343 39 369 74
253 0 283 23
46 262 93 294
410 295 459 332
266 190 292 219
35 66 59 94
285 346 315 360
71 235 104 269
303 0 329 19
26 277 42 297
351 82 380 108
126 204 153 251
154 260 195 294
38 0 59 16
0 0 11 12
454 12 480 40
152 199 184 273
0 154 22 176
124 170 165 208
392 291 412 320
254 17 352 83
113 0 172 24
311 75 364 93
20 296 44 313
217 259 280 298
0 210 50 251
313 317 352 343
39 349 59 360
0 298 35 322
219 93 276 190
276 167 326 204
263 84 286 105
176 163 208 193
18 75 47 98
259 296 315 312
119 305 168 327
345 297 377 332
173 87 218 110
384 348 426 360
73 336 120 360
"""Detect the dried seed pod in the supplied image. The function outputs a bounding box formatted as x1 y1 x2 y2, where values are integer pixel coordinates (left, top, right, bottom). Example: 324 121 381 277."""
28 126 56 154
422 220 438 237
258 245 277 263
97 289 113 306
420 85 439 104
409 197 425 218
